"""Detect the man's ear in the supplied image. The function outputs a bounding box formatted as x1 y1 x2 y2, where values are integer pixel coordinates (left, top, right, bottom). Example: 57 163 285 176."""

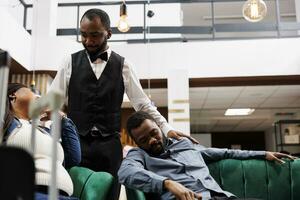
107 29 112 39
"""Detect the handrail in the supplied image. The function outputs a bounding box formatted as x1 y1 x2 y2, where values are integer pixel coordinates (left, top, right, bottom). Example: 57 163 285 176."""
22 0 274 8
0 50 11 144
29 91 64 200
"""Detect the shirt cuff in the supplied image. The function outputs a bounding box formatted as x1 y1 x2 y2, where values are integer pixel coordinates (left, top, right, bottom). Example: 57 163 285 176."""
160 123 174 137
151 175 168 194
255 151 267 159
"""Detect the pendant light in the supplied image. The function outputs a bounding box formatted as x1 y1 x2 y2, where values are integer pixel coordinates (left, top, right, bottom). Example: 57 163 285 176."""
242 0 267 22
117 1 130 32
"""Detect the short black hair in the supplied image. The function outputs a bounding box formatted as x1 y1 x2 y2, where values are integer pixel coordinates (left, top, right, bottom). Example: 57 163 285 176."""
127 111 155 137
80 8 111 30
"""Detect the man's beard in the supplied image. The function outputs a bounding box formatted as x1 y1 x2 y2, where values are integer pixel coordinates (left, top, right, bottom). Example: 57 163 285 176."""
148 135 167 157
84 38 108 56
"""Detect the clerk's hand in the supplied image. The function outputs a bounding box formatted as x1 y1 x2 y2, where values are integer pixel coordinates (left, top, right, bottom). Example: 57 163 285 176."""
167 130 199 144
265 151 297 164
164 179 202 200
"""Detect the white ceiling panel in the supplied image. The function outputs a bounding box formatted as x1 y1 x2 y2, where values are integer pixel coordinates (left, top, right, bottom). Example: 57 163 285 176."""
202 101 232 109
233 119 265 130
206 87 243 99
253 119 275 131
271 85 300 97
216 119 241 125
289 98 300 107
260 98 297 108
191 109 226 116
239 86 279 102
232 97 267 108
211 125 235 132
190 100 205 109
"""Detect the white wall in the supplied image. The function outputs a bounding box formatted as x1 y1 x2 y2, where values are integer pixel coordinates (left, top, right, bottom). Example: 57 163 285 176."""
22 37 300 78
0 6 31 69
168 69 190 135
0 0 24 26
111 38 300 79
265 128 276 151
191 133 212 147
33 37 82 69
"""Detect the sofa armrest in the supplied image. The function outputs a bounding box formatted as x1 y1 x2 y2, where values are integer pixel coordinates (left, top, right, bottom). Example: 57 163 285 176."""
69 166 114 200
125 187 146 200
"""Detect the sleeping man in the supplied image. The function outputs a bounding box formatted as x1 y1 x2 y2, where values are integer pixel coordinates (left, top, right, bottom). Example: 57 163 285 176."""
118 111 295 200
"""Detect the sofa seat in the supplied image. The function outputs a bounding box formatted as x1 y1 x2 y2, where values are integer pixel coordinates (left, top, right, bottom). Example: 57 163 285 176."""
69 166 113 200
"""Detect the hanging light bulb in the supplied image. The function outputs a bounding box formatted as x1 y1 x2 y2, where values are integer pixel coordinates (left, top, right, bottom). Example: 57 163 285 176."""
117 1 130 32
242 0 267 23
30 79 40 96
30 70 40 96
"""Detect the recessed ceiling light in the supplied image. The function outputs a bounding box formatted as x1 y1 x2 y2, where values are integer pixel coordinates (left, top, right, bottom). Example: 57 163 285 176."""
225 108 255 116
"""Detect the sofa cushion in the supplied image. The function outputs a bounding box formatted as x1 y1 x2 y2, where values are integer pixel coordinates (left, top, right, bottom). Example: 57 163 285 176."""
69 166 113 200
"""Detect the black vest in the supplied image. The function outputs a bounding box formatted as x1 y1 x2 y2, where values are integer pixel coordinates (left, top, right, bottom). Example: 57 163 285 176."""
68 50 125 136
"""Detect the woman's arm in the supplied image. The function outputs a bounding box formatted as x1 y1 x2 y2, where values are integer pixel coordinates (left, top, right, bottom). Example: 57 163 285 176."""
60 117 81 168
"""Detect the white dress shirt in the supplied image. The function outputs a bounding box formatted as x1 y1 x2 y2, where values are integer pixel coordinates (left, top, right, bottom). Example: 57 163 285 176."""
49 47 173 135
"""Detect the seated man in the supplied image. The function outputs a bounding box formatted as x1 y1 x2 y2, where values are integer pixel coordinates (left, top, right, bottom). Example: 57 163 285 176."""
118 111 295 200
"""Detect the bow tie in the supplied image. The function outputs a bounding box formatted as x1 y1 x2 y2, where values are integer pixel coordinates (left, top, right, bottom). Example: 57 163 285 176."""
90 52 108 63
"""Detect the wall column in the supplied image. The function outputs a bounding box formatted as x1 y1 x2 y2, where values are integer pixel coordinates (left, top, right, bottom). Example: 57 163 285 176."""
31 0 58 68
168 69 190 135
295 0 300 35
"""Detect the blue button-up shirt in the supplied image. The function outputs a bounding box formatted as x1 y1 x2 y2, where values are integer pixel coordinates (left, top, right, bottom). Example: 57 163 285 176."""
118 138 266 200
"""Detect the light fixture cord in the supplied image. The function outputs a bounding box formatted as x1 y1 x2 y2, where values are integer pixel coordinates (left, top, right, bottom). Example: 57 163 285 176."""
31 0 38 91
147 0 151 99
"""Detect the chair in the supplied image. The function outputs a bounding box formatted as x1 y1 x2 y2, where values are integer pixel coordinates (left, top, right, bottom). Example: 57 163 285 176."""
0 146 35 200
69 166 114 200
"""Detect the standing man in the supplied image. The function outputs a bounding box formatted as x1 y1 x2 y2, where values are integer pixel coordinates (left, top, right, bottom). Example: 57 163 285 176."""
49 8 196 199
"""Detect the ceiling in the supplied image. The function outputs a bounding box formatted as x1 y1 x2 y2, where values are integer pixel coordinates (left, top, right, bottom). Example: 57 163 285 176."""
122 85 300 133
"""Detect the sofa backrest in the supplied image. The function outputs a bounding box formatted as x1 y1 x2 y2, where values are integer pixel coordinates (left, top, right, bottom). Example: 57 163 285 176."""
126 159 300 200
69 166 114 200
207 159 300 200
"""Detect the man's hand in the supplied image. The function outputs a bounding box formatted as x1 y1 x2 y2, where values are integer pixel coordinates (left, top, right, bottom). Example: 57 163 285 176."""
40 110 67 121
167 130 199 144
164 179 202 200
265 151 297 164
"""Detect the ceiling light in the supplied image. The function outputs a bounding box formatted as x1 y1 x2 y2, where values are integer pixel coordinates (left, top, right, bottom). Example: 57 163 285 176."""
242 0 267 22
225 108 255 116
117 1 130 33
